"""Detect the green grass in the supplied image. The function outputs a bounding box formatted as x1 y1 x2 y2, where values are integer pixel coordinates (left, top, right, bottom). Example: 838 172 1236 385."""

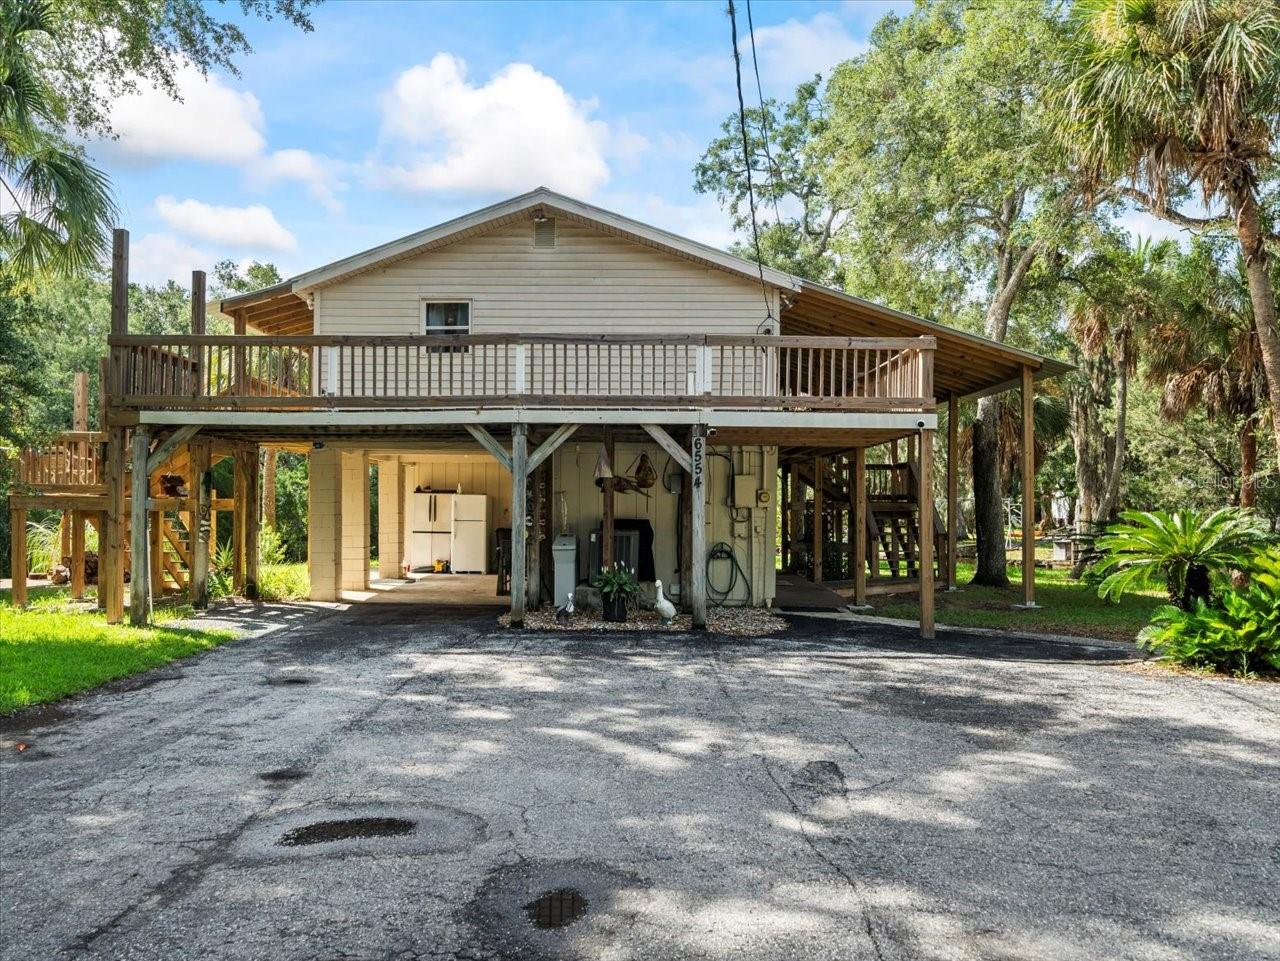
0 586 236 714
871 562 1163 640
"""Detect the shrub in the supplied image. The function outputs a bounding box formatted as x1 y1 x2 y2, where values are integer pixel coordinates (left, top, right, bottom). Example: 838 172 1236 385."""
257 562 309 602
1094 508 1262 608
1137 546 1280 676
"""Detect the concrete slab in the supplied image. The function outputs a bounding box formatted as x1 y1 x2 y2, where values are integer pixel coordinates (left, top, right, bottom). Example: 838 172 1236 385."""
342 573 506 606
2 606 1278 961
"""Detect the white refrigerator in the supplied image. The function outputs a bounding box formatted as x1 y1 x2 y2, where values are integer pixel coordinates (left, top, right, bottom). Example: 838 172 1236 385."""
450 494 489 573
410 492 453 571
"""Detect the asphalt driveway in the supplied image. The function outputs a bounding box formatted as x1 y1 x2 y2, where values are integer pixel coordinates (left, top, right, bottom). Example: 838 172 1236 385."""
2 603 1278 961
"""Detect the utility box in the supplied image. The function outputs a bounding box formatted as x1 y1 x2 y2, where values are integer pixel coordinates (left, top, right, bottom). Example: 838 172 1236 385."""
733 473 758 508
552 535 578 607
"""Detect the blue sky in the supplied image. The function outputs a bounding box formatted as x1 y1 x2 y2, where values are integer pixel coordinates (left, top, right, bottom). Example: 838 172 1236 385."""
89 0 1175 286
89 0 914 284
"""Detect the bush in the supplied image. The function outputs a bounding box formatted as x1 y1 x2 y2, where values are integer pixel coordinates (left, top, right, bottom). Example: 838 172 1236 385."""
206 526 308 601
256 562 309 601
1137 546 1280 676
1094 508 1262 608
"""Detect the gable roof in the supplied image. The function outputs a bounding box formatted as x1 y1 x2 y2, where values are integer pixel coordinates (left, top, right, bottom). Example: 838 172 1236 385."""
216 187 1071 397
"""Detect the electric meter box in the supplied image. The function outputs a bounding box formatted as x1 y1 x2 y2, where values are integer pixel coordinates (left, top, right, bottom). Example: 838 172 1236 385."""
733 473 758 507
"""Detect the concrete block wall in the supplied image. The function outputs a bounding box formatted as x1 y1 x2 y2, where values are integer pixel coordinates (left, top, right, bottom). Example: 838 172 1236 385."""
340 450 369 592
307 446 341 601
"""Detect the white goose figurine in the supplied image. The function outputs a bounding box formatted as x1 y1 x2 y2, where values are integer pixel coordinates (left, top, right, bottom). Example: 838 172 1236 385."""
555 592 575 627
653 580 677 625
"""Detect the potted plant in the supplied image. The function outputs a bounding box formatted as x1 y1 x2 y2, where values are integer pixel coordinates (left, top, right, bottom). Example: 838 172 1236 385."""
592 563 638 623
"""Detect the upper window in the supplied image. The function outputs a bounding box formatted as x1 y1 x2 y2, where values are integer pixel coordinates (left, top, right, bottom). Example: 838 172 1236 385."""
424 301 470 336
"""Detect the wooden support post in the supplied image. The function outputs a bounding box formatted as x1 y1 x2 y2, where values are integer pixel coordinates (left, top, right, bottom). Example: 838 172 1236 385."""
601 427 615 569
233 450 249 595
678 448 692 610
779 467 790 569
149 502 163 597
9 509 27 608
1018 366 1038 608
70 511 86 599
510 424 528 625
947 393 959 591
73 372 90 432
919 429 935 638
60 512 72 569
190 439 211 608
110 229 129 335
853 448 867 607
812 455 824 583
244 447 261 600
788 464 803 570
690 425 707 628
527 451 544 610
233 309 247 396
96 510 107 609
103 427 126 622
191 270 206 334
129 427 151 625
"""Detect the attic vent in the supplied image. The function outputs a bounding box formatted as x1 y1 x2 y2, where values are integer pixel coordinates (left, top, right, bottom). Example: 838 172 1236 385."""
534 218 556 248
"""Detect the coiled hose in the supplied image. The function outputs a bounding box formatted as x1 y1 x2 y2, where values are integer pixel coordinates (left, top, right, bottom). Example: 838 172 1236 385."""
706 541 752 607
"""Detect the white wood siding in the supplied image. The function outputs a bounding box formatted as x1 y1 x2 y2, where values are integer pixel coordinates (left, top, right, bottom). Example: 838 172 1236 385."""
314 219 779 337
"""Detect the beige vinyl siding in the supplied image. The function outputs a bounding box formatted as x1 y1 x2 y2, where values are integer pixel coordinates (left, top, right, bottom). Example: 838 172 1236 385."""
314 219 778 337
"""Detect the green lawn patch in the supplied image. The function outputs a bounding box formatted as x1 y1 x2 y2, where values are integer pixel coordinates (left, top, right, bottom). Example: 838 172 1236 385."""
0 587 236 714
870 563 1163 641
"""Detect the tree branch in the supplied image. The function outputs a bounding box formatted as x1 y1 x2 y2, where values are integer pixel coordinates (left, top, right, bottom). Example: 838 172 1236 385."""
1115 186 1233 231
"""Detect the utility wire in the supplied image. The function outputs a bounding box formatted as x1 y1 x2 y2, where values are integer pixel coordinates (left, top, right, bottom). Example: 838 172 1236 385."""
727 0 776 329
745 0 784 229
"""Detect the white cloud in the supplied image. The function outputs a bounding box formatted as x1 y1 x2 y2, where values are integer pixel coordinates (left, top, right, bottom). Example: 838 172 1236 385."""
155 195 297 252
751 12 868 92
100 65 266 165
249 149 346 213
129 233 212 286
374 53 616 196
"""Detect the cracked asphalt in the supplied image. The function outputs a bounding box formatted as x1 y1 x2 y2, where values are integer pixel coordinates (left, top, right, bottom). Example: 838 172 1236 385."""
2 602 1278 961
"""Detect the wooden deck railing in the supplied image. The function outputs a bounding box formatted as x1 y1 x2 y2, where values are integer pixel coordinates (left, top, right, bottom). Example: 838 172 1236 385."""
15 431 107 490
107 334 935 411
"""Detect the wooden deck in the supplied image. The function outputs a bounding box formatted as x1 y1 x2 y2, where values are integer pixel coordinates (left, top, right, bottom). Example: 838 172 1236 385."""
106 333 935 413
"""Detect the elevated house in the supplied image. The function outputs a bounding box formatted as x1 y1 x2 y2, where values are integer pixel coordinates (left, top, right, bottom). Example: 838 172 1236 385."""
7 188 1069 635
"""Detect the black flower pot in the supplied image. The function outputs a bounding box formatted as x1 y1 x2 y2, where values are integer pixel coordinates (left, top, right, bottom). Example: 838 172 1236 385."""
602 594 627 623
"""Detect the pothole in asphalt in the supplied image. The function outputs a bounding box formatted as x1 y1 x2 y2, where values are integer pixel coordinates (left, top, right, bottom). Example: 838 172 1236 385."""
524 888 589 929
264 675 311 686
258 767 307 785
278 816 417 847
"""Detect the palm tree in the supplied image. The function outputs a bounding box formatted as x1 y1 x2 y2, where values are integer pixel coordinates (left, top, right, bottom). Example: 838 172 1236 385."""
1144 239 1267 506
1057 0 1280 472
1066 236 1178 525
0 0 115 277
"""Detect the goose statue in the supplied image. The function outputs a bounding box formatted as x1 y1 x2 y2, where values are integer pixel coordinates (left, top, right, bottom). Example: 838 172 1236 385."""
653 580 677 625
555 592 576 627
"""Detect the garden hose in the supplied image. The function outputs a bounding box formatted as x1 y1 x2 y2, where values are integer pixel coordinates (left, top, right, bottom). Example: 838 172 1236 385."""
707 541 752 607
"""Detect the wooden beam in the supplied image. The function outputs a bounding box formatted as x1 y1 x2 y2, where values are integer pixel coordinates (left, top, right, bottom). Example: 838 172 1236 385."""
9 509 27 608
601 427 615 569
110 229 129 335
641 423 691 474
129 427 151 625
73 372 90 432
464 424 513 473
149 503 163 598
103 427 126 622
853 448 867 607
690 425 707 628
242 447 261 599
510 424 528 625
146 425 201 475
190 270 207 335
780 468 790 570
1020 366 1037 608
233 450 249 594
189 438 211 608
526 423 577 475
789 464 803 568
527 454 544 610
919 429 935 639
812 456 824 584
947 393 959 591
70 510 86 599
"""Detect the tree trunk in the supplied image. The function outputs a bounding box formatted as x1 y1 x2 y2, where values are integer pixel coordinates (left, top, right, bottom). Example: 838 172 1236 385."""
1239 415 1257 508
263 448 277 528
971 394 1009 586
1094 353 1128 523
1234 193 1280 465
